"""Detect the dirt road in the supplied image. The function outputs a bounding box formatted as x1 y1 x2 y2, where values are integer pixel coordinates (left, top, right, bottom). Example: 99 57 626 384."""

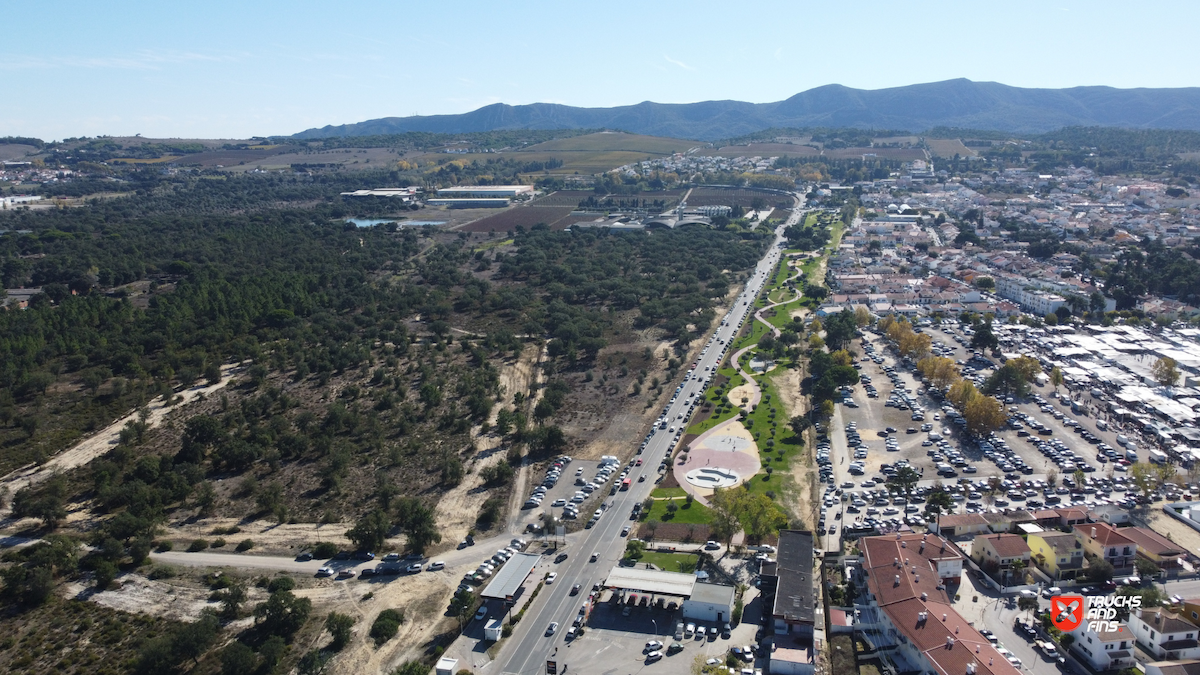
0 362 244 517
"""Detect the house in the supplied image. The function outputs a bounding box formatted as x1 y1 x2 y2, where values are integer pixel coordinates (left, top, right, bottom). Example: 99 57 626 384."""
1069 624 1137 672
1143 659 1200 675
1122 527 1187 570
1129 608 1200 661
971 534 1032 581
1031 508 1088 528
1090 503 1132 526
1075 523 1137 574
937 513 991 538
1027 531 1085 581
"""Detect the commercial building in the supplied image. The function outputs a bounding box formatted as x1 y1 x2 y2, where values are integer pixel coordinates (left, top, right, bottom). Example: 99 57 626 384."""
681 582 736 623
426 198 511 208
480 553 540 600
767 530 816 636
435 185 534 199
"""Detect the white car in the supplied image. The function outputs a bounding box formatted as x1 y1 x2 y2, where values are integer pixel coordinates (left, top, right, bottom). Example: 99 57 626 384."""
547 572 558 583
645 640 664 651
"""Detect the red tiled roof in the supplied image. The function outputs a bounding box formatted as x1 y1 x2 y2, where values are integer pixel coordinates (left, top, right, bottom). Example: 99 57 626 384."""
1077 522 1135 548
976 534 1031 558
1122 527 1185 557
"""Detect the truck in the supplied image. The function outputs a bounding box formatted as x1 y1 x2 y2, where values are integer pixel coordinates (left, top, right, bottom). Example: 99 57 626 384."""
1091 387 1104 399
1149 449 1169 464
1071 400 1086 415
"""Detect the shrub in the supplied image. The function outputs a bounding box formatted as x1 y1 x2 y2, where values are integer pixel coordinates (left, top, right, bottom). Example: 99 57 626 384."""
154 540 173 553
370 609 405 646
210 538 226 549
187 539 208 552
267 577 296 593
313 542 339 559
236 539 255 552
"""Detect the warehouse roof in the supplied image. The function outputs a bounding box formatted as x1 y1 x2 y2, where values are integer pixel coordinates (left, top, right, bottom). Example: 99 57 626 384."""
603 566 697 597
480 553 540 600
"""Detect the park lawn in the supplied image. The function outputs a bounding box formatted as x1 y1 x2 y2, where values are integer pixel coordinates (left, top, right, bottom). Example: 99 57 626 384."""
651 487 687 499
644 497 713 525
637 551 698 573
738 374 805 497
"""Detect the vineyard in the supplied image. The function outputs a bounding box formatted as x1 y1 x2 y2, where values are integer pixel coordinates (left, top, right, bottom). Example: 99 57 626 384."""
687 187 790 208
459 205 577 232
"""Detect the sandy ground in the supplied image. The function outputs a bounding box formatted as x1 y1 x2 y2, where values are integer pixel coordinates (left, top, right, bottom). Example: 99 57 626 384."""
64 574 233 623
157 519 352 555
313 574 454 674
435 343 542 546
727 383 756 408
1140 508 1200 555
0 363 243 518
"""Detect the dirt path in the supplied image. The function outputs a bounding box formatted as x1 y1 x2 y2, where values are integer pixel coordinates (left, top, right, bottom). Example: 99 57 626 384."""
435 342 542 546
0 362 244 517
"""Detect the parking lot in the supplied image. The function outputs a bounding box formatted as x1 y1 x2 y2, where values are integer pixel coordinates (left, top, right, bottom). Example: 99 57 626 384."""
815 318 1195 552
548 586 767 675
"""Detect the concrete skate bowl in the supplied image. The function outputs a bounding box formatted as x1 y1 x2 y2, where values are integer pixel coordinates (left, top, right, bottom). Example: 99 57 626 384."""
685 467 741 489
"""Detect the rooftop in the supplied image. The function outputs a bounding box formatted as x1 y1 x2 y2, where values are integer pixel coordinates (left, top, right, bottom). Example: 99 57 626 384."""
480 553 540 600
1122 527 1186 557
772 530 815 624
975 533 1031 558
603 566 697 597
689 582 735 606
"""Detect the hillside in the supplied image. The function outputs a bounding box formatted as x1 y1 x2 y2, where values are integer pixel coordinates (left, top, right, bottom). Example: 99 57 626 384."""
293 79 1200 140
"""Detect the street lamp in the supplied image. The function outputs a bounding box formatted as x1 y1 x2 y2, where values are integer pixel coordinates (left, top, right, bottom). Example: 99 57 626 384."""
652 619 658 636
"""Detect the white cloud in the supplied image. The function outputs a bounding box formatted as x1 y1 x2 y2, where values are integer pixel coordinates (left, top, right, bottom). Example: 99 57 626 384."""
663 55 694 71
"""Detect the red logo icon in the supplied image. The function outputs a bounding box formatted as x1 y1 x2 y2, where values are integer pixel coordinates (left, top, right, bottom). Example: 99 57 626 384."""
1050 595 1085 631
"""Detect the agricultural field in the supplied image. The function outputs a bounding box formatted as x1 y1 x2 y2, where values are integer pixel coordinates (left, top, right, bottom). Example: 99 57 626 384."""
925 138 977 158
823 146 927 160
687 187 792 208
516 132 693 155
459 204 577 232
218 146 406 171
502 132 696 175
710 142 822 158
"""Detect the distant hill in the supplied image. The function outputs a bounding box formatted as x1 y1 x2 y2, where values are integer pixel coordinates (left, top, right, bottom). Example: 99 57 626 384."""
292 79 1200 141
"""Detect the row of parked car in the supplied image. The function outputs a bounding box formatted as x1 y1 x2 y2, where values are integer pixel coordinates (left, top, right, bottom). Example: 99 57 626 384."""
524 455 574 509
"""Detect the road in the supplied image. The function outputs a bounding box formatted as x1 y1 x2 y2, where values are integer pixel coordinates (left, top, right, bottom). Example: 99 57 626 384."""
493 197 805 675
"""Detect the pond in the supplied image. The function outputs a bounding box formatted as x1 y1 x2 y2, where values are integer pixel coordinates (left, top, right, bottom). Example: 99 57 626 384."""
345 218 446 228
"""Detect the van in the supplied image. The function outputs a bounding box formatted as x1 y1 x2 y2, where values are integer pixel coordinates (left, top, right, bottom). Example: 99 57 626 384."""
1096 419 1108 431
1117 434 1130 447
1126 448 1139 461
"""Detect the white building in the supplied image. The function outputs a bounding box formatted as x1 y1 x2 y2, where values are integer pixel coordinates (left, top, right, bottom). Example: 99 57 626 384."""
1129 607 1200 661
681 582 735 623
1069 624 1136 672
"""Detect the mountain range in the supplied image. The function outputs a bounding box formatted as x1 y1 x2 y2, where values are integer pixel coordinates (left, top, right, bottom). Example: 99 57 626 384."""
293 79 1200 141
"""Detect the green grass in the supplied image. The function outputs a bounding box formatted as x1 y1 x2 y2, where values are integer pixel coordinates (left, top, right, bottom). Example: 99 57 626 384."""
644 496 713 525
637 551 698 572
651 487 687 499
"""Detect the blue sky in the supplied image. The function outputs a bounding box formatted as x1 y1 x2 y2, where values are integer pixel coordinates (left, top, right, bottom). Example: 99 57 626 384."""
4 0 1198 140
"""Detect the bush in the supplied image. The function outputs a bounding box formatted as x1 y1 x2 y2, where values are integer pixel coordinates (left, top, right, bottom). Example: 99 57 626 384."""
267 577 296 593
313 542 339 559
235 539 255 552
148 565 176 580
187 539 209 552
154 540 173 553
370 609 405 646
211 538 226 549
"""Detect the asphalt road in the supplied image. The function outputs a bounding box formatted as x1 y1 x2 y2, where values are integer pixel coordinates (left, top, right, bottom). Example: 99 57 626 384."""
494 199 805 675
